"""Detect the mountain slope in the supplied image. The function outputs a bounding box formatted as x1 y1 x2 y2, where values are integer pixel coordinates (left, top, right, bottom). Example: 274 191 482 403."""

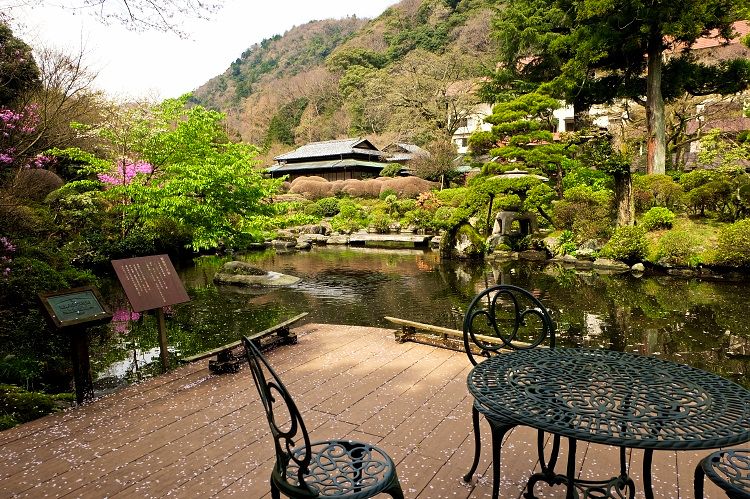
192 0 496 154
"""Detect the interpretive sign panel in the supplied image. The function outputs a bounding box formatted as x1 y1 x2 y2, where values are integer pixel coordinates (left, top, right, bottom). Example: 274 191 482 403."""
111 254 190 312
39 286 111 329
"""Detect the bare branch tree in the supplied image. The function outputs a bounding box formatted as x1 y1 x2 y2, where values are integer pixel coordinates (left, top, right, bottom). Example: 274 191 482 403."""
1 0 222 37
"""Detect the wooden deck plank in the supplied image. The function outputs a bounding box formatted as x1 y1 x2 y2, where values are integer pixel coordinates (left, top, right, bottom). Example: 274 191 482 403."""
0 324 725 499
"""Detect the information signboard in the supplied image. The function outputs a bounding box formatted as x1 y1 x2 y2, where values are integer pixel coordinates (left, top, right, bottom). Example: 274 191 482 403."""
111 254 190 312
39 286 112 329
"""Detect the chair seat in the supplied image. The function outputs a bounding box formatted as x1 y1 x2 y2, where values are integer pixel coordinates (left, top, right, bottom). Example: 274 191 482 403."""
700 449 750 499
282 440 398 498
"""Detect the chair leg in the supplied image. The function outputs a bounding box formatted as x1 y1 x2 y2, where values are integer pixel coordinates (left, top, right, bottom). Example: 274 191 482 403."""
271 480 281 499
385 475 405 499
490 422 513 499
694 461 705 499
464 405 482 482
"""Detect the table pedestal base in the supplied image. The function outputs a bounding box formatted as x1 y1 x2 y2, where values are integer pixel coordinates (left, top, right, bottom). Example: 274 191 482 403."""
523 439 635 499
524 472 635 499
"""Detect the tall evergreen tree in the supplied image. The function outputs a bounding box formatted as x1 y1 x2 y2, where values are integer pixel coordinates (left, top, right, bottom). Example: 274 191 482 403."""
492 0 750 174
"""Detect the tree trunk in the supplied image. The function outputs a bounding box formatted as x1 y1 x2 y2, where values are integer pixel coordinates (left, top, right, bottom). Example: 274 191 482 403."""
613 170 634 226
646 28 666 175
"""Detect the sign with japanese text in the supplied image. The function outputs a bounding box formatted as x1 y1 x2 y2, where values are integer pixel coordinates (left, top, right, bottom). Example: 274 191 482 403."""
111 254 190 312
39 286 112 329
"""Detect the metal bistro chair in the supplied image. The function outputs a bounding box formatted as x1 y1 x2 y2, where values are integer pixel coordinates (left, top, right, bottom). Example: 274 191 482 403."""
242 337 404 499
695 449 750 499
462 285 560 499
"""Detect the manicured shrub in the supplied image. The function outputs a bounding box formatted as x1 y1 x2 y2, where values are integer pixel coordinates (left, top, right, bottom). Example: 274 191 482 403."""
316 197 340 217
431 206 455 230
380 176 435 198
289 178 333 199
396 198 417 215
369 210 393 233
341 178 382 198
553 185 613 242
633 174 683 213
713 219 750 267
683 180 732 216
639 207 675 231
329 180 345 197
600 226 648 262
435 187 468 207
379 164 402 177
290 176 327 187
653 231 702 267
679 169 716 192
330 200 368 233
401 208 431 230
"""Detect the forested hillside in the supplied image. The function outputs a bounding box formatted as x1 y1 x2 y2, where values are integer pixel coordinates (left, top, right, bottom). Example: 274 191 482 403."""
191 0 496 159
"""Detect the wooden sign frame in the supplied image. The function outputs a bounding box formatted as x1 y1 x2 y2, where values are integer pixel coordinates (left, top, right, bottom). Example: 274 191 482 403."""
39 286 112 329
111 254 190 312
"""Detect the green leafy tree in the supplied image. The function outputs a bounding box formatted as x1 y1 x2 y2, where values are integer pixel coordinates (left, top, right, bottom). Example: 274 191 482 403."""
493 0 750 175
56 96 281 252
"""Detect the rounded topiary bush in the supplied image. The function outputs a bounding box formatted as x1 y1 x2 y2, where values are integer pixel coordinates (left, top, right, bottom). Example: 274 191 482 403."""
380 177 435 198
600 226 648 263
316 197 340 217
713 219 750 267
654 231 702 267
639 207 676 231
432 206 455 230
289 178 333 199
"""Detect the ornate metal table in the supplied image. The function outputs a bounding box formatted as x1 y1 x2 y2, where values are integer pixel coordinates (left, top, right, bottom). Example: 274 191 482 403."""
466 348 750 499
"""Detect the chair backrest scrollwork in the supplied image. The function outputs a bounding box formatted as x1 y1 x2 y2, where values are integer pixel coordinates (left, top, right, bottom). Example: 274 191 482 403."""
462 285 556 365
243 337 313 493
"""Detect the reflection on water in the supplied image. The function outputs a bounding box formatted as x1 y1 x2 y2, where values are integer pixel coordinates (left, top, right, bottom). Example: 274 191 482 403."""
91 247 750 390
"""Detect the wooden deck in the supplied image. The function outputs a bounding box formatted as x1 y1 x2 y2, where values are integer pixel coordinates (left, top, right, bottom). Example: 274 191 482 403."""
0 324 733 498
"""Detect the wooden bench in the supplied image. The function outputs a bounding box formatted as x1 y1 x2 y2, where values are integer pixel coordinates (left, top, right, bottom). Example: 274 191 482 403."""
180 312 308 373
384 316 534 353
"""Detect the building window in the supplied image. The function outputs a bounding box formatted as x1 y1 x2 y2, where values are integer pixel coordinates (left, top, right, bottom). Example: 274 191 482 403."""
455 118 469 129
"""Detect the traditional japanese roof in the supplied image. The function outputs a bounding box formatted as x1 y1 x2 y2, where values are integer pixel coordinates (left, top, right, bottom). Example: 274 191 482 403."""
268 158 387 173
274 138 383 162
382 143 430 162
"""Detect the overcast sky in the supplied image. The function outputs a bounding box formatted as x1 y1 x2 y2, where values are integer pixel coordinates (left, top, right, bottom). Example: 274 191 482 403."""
8 0 396 101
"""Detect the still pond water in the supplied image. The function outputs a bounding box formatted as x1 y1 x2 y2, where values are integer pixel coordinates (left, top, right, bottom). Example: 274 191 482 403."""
91 246 750 391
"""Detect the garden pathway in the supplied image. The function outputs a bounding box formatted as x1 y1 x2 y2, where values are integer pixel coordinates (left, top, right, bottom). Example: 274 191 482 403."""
0 324 732 498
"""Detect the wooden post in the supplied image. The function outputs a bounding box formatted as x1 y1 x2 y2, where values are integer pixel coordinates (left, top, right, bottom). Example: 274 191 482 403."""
70 327 95 404
156 307 169 371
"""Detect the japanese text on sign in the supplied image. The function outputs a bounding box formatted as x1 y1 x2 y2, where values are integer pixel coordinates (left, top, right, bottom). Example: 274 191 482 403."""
112 255 190 312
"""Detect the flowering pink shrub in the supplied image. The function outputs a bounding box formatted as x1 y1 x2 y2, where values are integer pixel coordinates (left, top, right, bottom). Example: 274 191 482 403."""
26 154 55 169
111 308 142 334
98 160 154 187
0 105 41 168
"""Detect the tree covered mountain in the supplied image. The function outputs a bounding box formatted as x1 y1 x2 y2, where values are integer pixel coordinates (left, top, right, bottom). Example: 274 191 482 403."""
191 0 496 158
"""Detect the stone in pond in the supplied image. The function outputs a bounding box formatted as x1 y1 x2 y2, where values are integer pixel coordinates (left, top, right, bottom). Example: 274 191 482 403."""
213 261 301 287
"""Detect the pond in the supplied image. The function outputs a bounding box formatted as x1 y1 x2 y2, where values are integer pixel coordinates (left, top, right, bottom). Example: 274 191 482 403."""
90 246 750 392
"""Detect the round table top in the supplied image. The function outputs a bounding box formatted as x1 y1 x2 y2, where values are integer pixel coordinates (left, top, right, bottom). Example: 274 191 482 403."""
467 348 750 450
